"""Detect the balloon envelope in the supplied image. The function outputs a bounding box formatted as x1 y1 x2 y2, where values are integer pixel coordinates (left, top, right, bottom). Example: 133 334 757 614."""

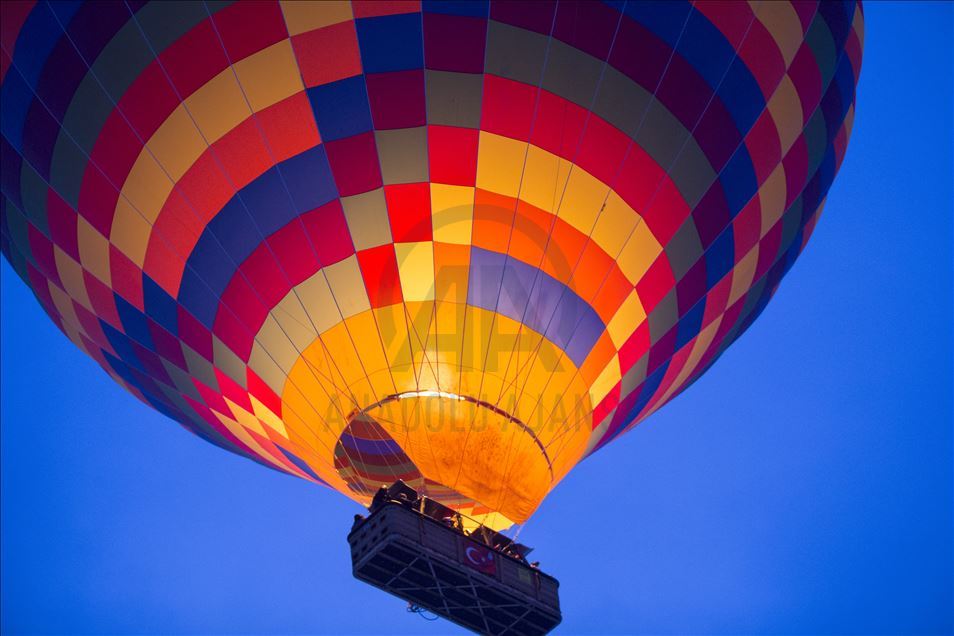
0 1 863 526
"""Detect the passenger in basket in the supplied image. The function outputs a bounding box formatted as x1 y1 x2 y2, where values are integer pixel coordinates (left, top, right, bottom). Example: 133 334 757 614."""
370 485 389 511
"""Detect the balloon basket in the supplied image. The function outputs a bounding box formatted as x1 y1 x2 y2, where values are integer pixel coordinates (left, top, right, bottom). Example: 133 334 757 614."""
347 481 561 635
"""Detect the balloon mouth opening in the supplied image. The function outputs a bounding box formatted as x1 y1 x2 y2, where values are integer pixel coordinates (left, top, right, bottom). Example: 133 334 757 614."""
332 390 556 525
360 390 553 478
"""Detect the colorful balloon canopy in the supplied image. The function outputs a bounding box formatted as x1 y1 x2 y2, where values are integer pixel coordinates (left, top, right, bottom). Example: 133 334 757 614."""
0 0 863 526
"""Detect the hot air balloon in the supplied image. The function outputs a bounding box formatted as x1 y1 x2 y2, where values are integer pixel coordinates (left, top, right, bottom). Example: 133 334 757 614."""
1 0 863 632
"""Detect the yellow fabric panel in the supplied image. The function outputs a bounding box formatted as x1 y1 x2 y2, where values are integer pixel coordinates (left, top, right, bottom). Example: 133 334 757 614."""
77 217 111 286
511 347 569 423
315 327 370 400
432 300 467 377
281 364 340 437
120 152 174 225
232 40 304 112
294 353 353 425
490 349 532 416
324 255 370 319
184 68 253 143
476 366 508 407
147 106 209 182
759 164 787 236
405 300 443 389
456 304 484 377
578 332 615 387
249 314 307 396
53 246 91 310
373 304 416 385
589 355 621 409
852 4 865 49
342 189 392 250
280 0 353 35
768 75 804 155
493 328 546 405
395 241 436 302
536 378 592 462
433 242 470 304
755 0 805 67
615 219 662 284
465 310 529 400
251 395 288 436
552 410 596 480
48 281 79 328
320 323 373 395
476 132 527 199
211 409 295 475
110 197 151 266
61 318 90 357
347 310 394 390
729 246 759 307
843 103 856 141
293 269 342 334
431 184 474 245
519 144 570 215
556 167 607 234
607 289 645 348
224 397 268 437
591 191 639 258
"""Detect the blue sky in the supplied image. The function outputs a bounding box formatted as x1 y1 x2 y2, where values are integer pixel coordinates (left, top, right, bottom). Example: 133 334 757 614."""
2 3 952 634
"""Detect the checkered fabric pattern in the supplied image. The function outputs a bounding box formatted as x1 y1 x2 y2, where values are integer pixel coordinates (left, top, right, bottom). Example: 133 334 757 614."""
0 1 863 523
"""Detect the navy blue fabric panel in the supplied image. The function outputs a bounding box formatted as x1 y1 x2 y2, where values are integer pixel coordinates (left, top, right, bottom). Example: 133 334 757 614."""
621 1 692 49
0 137 24 210
675 298 704 351
104 350 143 389
143 274 179 335
21 99 59 180
179 237 232 327
239 168 298 238
0 67 34 151
115 294 155 350
624 361 669 426
818 0 857 56
422 0 489 18
704 225 734 290
720 146 758 217
103 323 146 372
11 2 81 90
717 56 766 135
307 76 373 142
205 198 262 266
356 13 424 73
675 7 737 92
278 145 338 212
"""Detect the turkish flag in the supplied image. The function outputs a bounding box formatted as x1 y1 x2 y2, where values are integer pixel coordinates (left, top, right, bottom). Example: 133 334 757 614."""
462 542 497 576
